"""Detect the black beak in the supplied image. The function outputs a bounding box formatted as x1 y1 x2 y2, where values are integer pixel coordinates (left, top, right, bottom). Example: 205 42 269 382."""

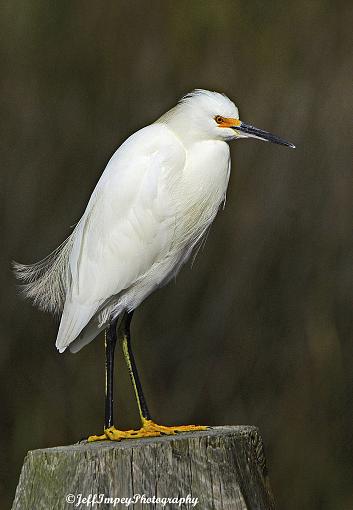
233 122 295 149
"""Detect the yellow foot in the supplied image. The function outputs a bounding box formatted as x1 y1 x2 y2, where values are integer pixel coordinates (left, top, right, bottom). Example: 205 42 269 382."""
88 419 208 442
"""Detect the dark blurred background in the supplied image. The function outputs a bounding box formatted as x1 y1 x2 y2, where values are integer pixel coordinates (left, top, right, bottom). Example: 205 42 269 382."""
1 1 352 508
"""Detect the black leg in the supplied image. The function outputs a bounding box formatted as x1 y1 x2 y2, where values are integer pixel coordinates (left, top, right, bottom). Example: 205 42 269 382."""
119 311 151 422
104 318 118 429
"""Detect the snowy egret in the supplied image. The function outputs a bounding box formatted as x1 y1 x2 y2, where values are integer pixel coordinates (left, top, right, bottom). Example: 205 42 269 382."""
14 89 295 441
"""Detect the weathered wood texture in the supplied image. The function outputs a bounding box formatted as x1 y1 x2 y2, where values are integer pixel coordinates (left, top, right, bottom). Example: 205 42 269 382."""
12 426 275 510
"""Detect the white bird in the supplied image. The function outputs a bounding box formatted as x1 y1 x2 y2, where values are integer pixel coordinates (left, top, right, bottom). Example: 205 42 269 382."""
14 89 295 441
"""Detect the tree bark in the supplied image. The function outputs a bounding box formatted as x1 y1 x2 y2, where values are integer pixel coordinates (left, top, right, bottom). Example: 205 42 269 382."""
12 426 275 509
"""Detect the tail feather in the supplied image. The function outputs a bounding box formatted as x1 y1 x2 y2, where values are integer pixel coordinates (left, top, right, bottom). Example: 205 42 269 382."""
69 316 106 353
13 234 74 314
55 300 98 353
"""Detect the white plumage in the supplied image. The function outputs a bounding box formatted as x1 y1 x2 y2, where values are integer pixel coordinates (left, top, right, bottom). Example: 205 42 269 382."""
14 89 294 353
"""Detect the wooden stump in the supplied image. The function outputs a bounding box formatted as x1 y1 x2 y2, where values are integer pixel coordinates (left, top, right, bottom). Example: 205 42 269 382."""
12 426 275 509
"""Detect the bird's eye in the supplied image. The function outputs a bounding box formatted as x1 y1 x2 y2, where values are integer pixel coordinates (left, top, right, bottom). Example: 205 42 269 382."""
215 115 224 124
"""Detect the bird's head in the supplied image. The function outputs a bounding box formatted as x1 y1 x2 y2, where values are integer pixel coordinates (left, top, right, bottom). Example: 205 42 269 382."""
161 89 295 148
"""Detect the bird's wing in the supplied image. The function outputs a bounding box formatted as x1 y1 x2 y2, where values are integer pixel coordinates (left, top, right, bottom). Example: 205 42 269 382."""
56 124 185 351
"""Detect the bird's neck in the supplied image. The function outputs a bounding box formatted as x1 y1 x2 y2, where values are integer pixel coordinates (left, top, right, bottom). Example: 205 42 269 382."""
156 110 212 149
